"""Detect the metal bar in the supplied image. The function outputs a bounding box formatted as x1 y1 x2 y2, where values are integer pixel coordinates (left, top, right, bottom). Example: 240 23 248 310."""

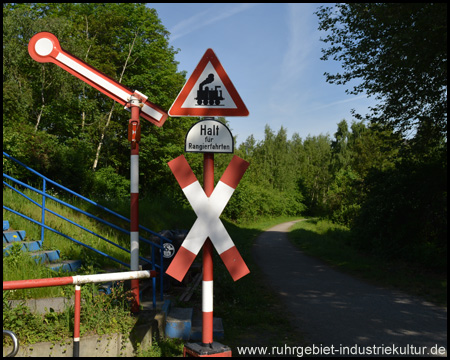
41 179 46 243
3 154 172 244
3 186 152 265
72 270 157 285
203 152 215 345
3 330 19 357
2 188 159 267
2 206 129 268
3 153 169 241
3 269 157 358
3 180 168 253
152 246 157 307
3 270 157 290
73 285 81 357
159 240 164 302
3 174 130 235
130 101 140 313
4 152 171 243
3 276 74 290
4 151 169 308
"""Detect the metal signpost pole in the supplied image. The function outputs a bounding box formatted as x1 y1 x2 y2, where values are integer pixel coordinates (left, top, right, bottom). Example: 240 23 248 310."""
129 96 141 313
203 151 215 345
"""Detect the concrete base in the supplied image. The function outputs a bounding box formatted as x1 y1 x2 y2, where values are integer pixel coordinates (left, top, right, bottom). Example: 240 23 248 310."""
183 342 232 357
8 296 75 314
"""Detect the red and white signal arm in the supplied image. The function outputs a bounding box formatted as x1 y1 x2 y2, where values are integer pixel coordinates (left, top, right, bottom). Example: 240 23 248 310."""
28 32 168 127
169 48 249 117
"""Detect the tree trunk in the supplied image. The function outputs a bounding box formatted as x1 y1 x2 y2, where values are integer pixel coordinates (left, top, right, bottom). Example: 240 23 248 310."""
92 32 137 171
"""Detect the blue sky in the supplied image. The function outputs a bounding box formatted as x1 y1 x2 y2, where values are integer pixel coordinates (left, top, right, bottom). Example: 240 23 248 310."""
149 3 377 146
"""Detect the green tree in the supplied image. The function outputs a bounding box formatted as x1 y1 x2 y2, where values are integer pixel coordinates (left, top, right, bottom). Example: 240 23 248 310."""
330 119 350 173
316 3 447 145
352 156 447 272
3 3 192 197
317 4 447 272
325 121 400 226
298 134 332 215
228 126 306 221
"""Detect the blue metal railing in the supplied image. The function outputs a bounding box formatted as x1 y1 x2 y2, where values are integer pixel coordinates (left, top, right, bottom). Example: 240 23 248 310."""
3 151 171 308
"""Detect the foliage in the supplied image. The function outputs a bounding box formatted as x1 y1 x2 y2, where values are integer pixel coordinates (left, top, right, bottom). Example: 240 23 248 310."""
90 166 130 200
137 337 184 357
3 3 196 198
78 280 135 336
3 279 136 346
224 179 304 223
297 134 332 215
352 153 447 272
316 3 447 274
316 3 447 143
325 168 362 226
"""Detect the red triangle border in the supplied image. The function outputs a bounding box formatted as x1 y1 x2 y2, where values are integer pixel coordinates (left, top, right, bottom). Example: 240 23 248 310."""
169 49 249 117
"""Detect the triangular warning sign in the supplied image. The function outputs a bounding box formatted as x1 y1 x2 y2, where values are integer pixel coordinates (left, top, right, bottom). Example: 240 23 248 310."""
169 49 249 117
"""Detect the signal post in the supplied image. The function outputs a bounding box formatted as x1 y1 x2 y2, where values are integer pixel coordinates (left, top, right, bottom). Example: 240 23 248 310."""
28 32 168 314
167 49 249 357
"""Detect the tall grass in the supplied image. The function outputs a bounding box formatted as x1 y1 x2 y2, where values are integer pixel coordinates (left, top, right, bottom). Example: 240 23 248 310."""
3 184 195 299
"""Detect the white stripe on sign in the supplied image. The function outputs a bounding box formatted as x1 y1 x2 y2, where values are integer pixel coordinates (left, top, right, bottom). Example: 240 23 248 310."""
205 218 235 255
209 181 235 217
181 218 210 255
182 181 209 217
56 52 130 103
202 280 213 313
166 155 250 282
141 103 163 122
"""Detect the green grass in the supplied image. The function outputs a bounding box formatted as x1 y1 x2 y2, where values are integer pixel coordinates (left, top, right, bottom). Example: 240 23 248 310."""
288 218 447 307
136 337 185 357
3 185 196 299
3 184 195 349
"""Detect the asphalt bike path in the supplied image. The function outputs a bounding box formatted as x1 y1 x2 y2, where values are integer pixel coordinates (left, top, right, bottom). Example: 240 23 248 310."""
252 220 447 356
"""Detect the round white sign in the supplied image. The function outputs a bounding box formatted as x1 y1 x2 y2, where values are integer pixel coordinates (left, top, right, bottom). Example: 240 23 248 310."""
185 119 234 153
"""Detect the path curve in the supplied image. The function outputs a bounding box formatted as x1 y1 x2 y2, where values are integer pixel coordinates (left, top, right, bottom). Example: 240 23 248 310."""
252 220 447 356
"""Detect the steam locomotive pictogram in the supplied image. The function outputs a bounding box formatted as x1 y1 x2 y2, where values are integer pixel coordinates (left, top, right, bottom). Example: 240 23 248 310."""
195 73 224 106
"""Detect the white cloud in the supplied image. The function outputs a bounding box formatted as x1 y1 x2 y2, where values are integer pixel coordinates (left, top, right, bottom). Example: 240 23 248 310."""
305 94 370 114
169 3 259 41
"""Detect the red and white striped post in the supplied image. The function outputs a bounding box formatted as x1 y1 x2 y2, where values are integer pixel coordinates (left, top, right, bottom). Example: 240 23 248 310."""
3 270 157 357
73 285 81 357
129 96 141 313
202 153 214 345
